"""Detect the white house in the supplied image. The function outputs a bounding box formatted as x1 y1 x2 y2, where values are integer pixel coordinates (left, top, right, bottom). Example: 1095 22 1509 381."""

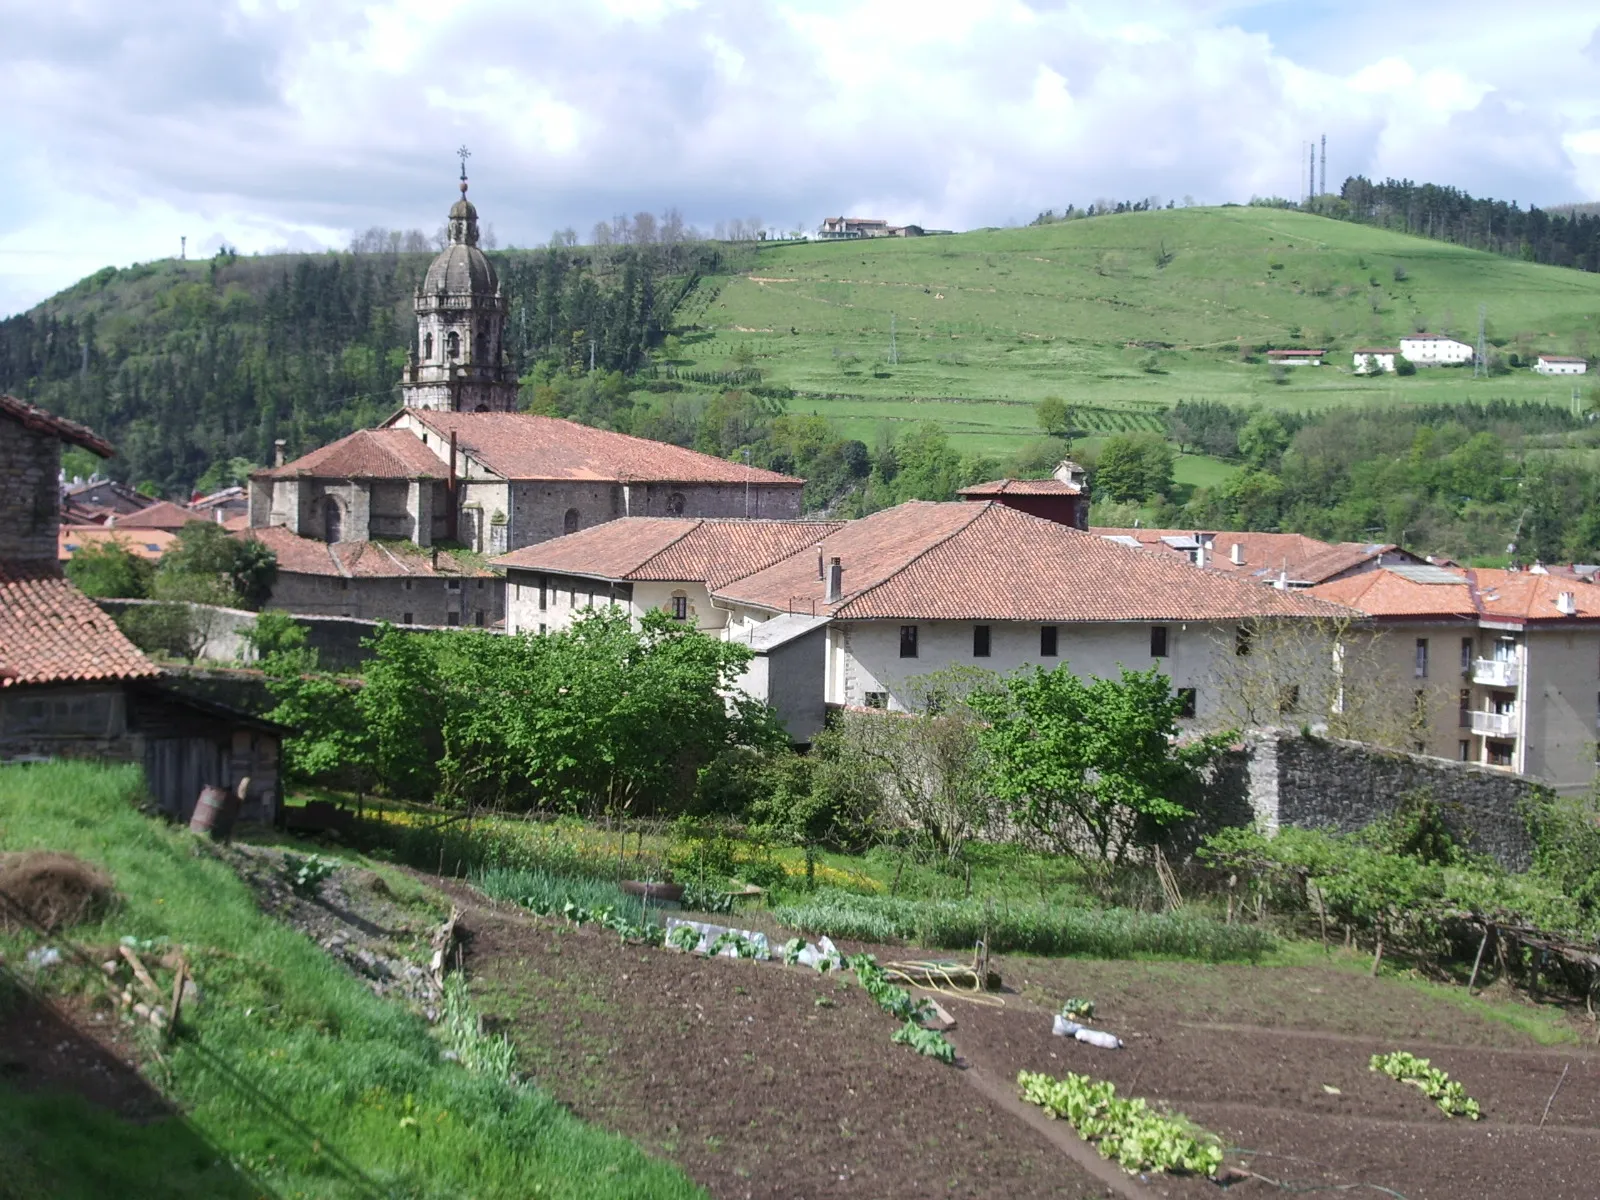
493 501 1347 742
1398 333 1473 366
1353 348 1399 374
1534 355 1588 376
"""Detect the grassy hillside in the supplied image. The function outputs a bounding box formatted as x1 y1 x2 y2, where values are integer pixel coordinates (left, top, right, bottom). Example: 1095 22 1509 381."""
675 207 1600 455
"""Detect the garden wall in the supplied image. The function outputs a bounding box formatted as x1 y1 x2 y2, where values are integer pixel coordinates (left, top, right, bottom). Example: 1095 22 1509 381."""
1205 729 1540 871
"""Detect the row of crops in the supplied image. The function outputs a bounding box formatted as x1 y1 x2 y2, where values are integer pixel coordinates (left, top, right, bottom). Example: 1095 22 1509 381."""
1072 405 1168 434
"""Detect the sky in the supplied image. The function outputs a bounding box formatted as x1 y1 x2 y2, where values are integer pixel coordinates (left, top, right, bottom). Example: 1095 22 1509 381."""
2 0 1599 317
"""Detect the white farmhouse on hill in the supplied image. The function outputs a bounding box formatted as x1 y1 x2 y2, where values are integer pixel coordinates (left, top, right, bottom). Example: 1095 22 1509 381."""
1534 355 1588 376
1398 333 1473 366
1353 348 1399 374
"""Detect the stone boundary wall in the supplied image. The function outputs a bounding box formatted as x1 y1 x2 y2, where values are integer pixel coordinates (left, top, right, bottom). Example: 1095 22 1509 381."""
95 599 486 672
1210 729 1540 871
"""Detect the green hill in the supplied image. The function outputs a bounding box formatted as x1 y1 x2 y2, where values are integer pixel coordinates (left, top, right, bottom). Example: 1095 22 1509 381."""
673 207 1600 456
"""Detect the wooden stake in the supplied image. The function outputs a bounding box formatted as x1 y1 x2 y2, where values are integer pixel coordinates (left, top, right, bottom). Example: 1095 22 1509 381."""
1467 924 1492 993
119 945 160 998
1540 1062 1570 1128
1370 924 1384 977
166 957 187 1044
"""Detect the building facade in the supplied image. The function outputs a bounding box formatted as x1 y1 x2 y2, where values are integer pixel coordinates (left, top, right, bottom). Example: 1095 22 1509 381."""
1398 334 1474 366
1534 355 1588 376
1353 348 1398 374
957 460 1089 529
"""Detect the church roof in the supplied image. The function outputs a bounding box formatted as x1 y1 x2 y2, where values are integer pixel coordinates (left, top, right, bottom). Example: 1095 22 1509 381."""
392 411 804 486
422 243 497 296
256 429 446 480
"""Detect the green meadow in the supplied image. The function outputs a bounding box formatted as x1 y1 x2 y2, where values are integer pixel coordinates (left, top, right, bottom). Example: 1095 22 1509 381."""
671 206 1600 458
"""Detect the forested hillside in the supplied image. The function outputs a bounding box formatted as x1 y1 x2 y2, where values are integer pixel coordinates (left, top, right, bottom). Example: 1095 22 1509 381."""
0 239 743 492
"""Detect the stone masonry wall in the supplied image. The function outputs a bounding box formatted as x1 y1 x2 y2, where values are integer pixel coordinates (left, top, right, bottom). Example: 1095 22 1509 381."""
0 425 62 562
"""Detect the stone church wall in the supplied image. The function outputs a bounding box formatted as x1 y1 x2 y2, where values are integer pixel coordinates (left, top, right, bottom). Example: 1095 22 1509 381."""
0 425 63 561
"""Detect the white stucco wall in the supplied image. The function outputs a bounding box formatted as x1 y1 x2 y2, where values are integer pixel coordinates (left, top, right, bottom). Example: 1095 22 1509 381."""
1534 359 1588 376
1398 337 1473 365
1521 625 1600 793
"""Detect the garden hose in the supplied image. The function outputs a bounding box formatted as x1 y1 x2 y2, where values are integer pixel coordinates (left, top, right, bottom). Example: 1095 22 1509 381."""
882 959 1007 1008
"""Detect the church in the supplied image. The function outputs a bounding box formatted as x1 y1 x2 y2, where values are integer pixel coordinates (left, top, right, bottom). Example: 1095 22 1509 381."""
245 169 804 626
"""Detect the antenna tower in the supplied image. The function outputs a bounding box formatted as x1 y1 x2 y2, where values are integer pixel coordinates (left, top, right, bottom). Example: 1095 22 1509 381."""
1320 134 1326 198
1474 303 1487 378
1309 142 1315 205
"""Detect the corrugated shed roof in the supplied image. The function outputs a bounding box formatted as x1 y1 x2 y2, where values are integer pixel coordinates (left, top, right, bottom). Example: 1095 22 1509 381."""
0 395 114 458
257 429 446 480
0 560 157 687
721 502 1352 622
395 411 804 485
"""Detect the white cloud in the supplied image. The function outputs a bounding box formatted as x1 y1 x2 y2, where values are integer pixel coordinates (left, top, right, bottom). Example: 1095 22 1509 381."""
1 0 1598 315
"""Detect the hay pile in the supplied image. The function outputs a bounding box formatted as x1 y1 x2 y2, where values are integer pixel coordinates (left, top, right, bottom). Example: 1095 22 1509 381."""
0 851 114 933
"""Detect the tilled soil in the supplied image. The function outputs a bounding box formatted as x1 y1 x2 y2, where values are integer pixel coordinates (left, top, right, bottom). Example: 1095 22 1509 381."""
453 891 1119 1200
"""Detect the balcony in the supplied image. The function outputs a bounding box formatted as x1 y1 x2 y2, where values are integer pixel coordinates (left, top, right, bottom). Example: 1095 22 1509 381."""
1471 658 1521 688
1469 710 1518 737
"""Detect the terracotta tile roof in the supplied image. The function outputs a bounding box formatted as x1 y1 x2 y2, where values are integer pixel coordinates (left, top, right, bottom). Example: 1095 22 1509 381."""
1092 527 1336 581
257 429 446 480
1309 566 1600 624
958 478 1083 496
1538 355 1587 363
242 525 488 578
109 500 202 531
1353 347 1401 354
0 395 114 458
58 528 176 562
0 560 157 687
492 518 844 589
394 411 803 486
719 502 1352 622
1266 348 1326 357
1293 542 1417 585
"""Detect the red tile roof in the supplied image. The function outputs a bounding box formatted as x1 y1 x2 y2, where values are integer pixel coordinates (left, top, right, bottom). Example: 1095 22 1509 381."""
1293 542 1416 585
1266 348 1326 357
0 395 114 458
109 500 202 531
58 528 176 562
1538 355 1587 363
719 502 1351 622
1309 566 1600 624
1093 528 1337 581
257 429 447 481
393 411 803 486
242 525 487 578
0 560 157 687
958 478 1083 496
493 518 844 589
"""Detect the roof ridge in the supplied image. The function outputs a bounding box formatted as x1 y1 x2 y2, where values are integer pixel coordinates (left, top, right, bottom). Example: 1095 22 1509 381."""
831 502 993 616
625 520 706 579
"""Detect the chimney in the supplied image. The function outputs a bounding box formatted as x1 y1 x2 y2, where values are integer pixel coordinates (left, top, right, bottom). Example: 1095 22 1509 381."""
273 438 287 467
1557 591 1577 616
1230 542 1243 566
1194 538 1206 569
817 548 825 580
826 556 843 603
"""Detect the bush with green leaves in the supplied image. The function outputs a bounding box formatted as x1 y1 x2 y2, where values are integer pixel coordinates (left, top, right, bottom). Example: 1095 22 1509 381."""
65 538 154 599
279 852 338 896
1017 1070 1222 1176
1370 1051 1481 1119
891 1019 955 1063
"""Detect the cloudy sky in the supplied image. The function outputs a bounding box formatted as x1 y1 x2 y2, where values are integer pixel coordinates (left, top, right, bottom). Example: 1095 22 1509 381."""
2 0 1598 316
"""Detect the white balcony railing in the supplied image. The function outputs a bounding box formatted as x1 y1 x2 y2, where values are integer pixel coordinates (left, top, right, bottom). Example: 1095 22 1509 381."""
1471 658 1521 688
1469 710 1518 738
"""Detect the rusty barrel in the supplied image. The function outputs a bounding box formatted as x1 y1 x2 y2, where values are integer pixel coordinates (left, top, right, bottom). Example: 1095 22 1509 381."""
189 785 239 841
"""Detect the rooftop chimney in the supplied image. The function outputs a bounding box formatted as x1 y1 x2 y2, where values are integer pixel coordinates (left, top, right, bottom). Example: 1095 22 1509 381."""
825 556 843 603
1194 537 1206 569
273 438 287 468
1557 590 1577 616
817 548 825 580
1230 542 1243 566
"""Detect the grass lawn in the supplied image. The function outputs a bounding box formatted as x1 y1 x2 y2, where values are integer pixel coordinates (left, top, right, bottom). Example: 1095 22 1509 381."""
665 206 1600 453
0 762 702 1200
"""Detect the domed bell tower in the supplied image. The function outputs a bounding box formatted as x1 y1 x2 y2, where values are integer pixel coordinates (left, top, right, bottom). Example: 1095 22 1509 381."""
400 150 518 412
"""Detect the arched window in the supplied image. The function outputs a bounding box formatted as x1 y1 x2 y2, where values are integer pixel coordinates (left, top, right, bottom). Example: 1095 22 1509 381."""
666 491 686 516
563 508 580 535
323 498 343 544
446 330 460 359
423 332 434 361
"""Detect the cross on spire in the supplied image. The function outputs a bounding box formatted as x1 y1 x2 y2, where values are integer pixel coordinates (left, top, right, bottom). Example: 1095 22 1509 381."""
457 145 471 193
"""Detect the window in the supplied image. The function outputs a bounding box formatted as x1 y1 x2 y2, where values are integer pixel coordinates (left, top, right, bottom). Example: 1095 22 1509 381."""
538 623 547 635
1234 626 1252 656
973 625 991 658
323 498 343 544
1459 740 1471 762
1460 637 1473 675
338 578 349 591
402 612 413 624
671 594 688 621
899 625 919 658
864 692 888 710
563 508 580 535
1459 688 1471 728
446 613 461 627
1278 684 1300 714
447 579 461 591
1414 638 1429 679
403 579 412 592
1487 741 1514 767
1150 625 1169 658
423 332 434 360
538 575 547 611
476 580 484 590
474 612 485 627
1040 625 1058 657
1176 688 1197 719
446 330 460 359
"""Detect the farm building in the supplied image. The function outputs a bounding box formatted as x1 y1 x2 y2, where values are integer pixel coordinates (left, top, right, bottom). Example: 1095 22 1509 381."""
493 501 1347 738
1534 355 1588 376
1266 348 1325 366
1353 348 1399 374
957 459 1089 529
1398 333 1474 366
0 394 284 825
